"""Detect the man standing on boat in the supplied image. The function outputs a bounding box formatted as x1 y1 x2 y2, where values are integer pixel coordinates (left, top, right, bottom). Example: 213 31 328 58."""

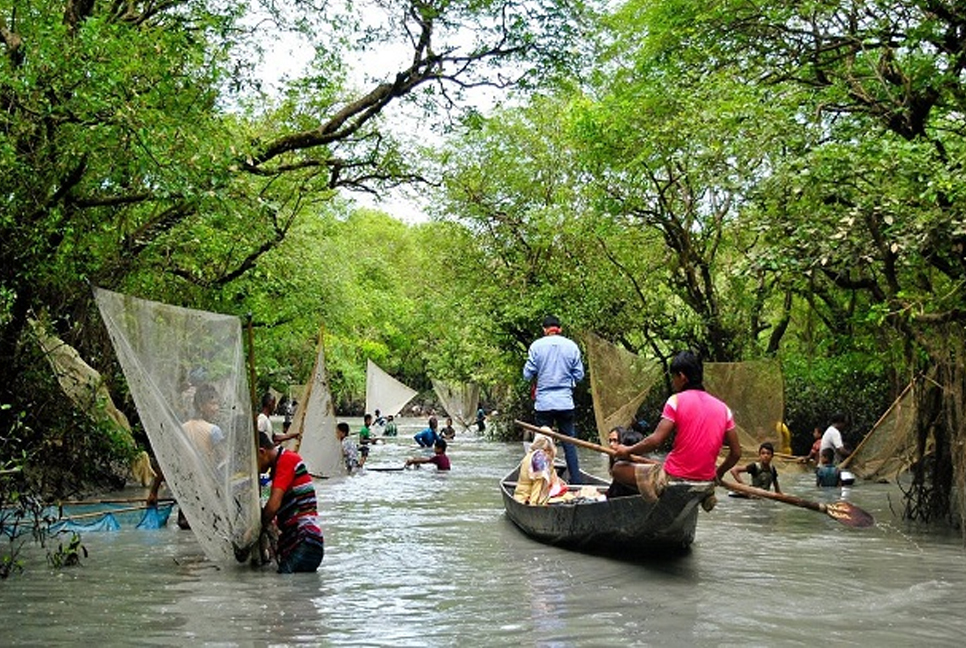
611 351 742 503
523 314 585 484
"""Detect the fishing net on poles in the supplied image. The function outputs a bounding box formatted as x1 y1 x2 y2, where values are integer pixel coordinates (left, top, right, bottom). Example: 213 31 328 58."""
431 380 480 430
840 382 919 482
584 332 664 444
94 288 260 563
704 360 786 453
365 359 418 418
289 334 343 479
584 334 787 456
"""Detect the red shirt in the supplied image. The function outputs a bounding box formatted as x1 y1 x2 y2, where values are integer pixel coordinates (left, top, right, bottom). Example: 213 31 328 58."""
661 390 735 481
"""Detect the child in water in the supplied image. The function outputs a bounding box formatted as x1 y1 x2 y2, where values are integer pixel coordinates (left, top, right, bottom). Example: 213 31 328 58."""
815 448 842 487
406 438 451 471
730 442 782 493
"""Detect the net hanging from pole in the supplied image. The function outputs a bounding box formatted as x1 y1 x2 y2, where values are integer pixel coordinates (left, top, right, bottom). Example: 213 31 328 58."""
365 359 418 418
431 379 480 430
840 382 919 482
584 332 663 445
94 287 260 564
289 332 343 479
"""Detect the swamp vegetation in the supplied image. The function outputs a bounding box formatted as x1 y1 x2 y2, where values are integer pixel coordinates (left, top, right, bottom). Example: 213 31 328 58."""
1 0 965 572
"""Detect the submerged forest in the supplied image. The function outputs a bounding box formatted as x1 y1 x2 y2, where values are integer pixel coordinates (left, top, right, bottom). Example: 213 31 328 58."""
1 0 964 548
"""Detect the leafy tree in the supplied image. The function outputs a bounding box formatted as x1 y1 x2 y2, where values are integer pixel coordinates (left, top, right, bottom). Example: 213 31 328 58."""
637 0 966 526
0 0 589 495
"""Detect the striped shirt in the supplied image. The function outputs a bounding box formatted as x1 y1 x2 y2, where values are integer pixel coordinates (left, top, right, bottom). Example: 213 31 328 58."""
270 448 323 560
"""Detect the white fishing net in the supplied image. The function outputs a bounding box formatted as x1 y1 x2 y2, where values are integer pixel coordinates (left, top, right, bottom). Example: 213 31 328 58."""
431 379 480 429
290 335 343 478
94 288 260 563
365 359 418 418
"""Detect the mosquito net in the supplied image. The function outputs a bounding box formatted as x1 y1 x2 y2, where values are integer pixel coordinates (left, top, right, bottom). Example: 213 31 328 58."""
840 382 919 481
584 332 663 444
289 335 343 479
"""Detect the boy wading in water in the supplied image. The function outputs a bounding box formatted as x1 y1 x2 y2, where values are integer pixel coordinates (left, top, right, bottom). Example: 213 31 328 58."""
730 442 782 493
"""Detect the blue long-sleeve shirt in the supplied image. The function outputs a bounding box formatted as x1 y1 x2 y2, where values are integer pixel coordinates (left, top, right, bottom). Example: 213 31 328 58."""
523 334 584 411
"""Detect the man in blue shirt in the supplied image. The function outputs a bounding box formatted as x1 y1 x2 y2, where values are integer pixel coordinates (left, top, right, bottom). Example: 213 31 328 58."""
523 315 585 483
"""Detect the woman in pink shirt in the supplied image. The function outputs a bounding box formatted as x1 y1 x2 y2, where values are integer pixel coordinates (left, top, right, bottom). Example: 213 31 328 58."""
611 351 742 499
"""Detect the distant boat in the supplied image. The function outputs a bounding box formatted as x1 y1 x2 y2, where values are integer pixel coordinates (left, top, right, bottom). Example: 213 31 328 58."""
94 288 261 564
288 330 344 479
500 467 713 556
365 359 417 418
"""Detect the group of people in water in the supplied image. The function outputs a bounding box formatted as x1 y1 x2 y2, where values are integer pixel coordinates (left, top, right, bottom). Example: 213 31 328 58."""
335 412 456 474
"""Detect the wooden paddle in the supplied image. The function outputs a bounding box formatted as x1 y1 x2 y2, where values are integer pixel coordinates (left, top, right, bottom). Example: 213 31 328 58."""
720 480 874 527
514 419 875 528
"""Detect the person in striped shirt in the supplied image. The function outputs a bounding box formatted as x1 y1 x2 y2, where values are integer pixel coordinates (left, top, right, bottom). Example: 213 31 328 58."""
256 432 324 573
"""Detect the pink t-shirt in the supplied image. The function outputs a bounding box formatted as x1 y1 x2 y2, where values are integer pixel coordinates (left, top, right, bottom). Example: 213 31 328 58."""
661 390 735 481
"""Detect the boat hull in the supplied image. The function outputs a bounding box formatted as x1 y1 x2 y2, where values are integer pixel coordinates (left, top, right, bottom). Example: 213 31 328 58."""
501 468 712 556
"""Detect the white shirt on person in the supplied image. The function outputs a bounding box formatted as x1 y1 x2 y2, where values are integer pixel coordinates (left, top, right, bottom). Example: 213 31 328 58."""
820 425 844 459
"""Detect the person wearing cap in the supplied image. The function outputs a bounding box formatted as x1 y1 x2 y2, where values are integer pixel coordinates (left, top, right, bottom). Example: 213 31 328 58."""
523 314 586 484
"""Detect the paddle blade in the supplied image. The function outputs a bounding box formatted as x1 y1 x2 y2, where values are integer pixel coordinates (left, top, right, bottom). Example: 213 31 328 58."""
826 501 875 528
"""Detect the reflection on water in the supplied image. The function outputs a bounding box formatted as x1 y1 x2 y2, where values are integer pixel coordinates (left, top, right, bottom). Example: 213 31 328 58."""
2 417 966 646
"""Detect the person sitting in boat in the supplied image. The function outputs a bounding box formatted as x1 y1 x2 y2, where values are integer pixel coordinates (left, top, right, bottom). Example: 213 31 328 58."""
336 421 367 472
513 432 568 505
383 414 399 437
413 416 440 447
611 351 742 507
730 442 782 493
606 426 643 498
405 438 451 470
815 448 842 487
440 417 456 440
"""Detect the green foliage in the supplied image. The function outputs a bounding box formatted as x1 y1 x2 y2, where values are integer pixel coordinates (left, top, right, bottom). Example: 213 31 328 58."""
46 532 87 569
781 354 895 455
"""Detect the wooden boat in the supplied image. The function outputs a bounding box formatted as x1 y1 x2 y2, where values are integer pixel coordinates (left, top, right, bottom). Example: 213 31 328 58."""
500 467 714 556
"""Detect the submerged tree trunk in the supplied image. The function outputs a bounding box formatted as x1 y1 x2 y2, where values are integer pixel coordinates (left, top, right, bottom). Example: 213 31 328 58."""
907 325 966 532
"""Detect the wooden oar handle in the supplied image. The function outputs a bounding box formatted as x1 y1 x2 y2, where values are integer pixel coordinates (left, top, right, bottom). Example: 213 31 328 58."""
514 420 657 464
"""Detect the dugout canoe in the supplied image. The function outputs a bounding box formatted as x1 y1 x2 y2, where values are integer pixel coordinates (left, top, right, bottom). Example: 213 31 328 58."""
500 467 714 555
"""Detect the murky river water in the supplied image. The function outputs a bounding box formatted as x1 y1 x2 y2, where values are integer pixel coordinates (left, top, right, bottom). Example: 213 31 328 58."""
3 418 965 646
